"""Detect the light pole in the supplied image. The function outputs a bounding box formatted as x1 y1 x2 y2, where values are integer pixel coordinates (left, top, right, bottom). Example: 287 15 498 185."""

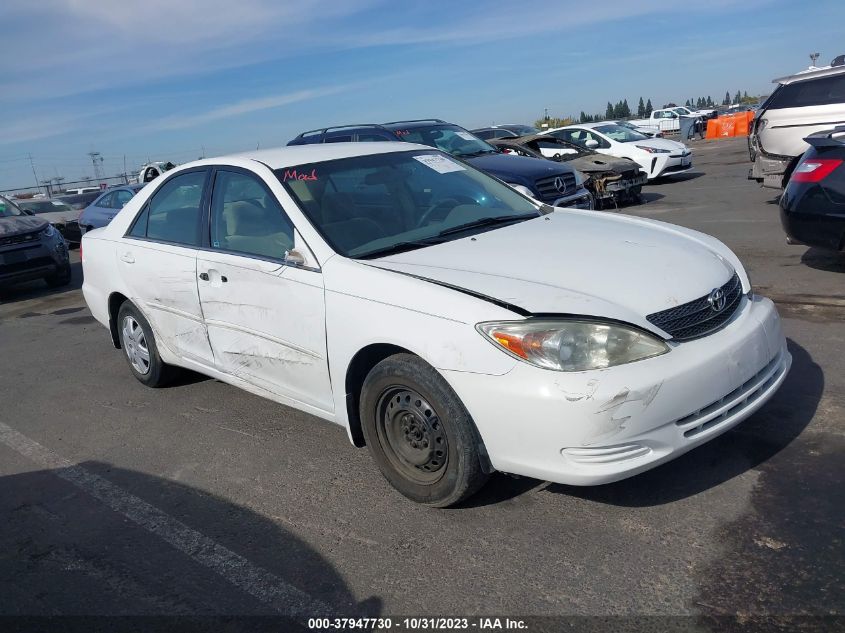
810 52 820 67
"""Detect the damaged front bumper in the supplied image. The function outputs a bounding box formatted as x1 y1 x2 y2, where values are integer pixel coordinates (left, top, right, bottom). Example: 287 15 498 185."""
443 295 790 485
592 172 648 200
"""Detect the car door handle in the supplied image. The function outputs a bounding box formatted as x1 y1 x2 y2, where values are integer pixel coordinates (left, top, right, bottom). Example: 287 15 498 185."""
120 252 134 263
200 271 228 283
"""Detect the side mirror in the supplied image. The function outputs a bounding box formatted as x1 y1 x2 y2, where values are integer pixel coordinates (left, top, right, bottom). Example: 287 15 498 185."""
284 249 306 267
585 139 599 149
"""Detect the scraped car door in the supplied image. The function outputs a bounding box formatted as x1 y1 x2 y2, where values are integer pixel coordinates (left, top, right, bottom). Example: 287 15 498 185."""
196 167 333 413
120 168 215 366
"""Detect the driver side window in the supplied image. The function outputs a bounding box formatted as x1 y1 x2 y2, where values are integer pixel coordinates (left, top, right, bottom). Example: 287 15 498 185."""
210 170 294 261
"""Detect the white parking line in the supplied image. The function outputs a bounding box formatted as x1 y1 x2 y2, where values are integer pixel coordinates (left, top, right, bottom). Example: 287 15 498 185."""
0 420 331 617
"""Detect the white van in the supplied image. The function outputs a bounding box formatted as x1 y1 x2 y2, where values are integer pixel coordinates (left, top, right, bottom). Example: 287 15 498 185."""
749 56 845 188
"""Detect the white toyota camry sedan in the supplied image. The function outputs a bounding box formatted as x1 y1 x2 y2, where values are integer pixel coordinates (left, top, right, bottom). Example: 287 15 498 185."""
81 142 790 506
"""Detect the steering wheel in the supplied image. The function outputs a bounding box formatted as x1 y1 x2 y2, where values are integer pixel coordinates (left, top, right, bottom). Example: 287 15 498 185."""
417 196 475 228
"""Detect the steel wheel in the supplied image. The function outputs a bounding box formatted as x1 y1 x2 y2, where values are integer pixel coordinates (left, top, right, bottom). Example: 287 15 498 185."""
375 386 448 485
121 315 151 375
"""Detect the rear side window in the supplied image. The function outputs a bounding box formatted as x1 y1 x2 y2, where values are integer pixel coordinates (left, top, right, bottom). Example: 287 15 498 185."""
128 171 206 245
767 74 845 109
114 189 134 208
96 193 115 209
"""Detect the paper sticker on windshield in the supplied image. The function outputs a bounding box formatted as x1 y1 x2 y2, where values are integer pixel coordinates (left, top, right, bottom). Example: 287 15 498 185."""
456 132 476 141
413 154 465 174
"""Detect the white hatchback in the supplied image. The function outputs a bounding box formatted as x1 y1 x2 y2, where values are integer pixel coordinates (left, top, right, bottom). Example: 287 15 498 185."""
81 142 790 506
543 123 693 179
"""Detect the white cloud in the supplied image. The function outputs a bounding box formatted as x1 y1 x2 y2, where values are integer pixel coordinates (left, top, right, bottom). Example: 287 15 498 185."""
148 86 348 130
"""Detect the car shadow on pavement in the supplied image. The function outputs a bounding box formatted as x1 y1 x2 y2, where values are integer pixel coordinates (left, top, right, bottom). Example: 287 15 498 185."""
545 338 822 507
635 192 665 205
647 172 705 185
0 462 381 628
800 247 845 273
0 260 82 305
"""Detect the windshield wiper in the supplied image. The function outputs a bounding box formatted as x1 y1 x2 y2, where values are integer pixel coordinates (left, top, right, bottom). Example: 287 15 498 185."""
456 149 499 158
355 237 447 260
356 214 537 259
435 213 537 238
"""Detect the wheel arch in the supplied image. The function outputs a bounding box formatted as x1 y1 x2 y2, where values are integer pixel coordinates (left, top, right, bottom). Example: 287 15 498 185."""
107 291 129 349
344 343 412 447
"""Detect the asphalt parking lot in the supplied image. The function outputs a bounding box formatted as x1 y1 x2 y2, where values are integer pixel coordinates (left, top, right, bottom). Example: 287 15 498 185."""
0 137 842 631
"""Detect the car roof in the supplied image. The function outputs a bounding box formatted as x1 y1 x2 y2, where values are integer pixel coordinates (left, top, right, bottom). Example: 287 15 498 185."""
774 63 845 85
196 142 434 171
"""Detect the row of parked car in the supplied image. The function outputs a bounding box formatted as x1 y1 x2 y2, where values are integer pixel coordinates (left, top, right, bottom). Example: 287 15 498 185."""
0 183 147 289
0 116 697 291
287 118 693 210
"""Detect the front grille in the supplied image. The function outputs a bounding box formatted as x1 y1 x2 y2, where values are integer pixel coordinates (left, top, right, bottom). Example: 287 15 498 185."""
663 163 691 174
0 256 53 275
535 173 577 201
0 230 40 247
647 273 742 340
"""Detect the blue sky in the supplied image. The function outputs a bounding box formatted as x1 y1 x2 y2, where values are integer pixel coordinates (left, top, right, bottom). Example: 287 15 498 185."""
1 0 843 190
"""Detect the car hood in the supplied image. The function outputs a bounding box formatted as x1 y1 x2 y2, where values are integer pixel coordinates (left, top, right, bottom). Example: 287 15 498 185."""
32 210 79 224
368 210 735 334
565 154 641 174
625 137 687 152
0 215 48 237
465 152 574 180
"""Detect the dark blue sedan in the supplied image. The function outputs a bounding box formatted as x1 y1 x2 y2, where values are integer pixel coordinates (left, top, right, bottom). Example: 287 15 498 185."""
78 183 146 234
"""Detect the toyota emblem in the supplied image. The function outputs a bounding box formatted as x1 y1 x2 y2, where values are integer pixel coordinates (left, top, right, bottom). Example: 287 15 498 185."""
554 177 568 194
707 288 726 312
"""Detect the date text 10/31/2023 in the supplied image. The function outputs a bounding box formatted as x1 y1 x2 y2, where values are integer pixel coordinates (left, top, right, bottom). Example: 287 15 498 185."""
307 617 528 630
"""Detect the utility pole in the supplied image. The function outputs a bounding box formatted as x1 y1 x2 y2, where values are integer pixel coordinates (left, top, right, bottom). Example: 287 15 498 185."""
88 151 105 182
27 154 42 193
123 155 128 183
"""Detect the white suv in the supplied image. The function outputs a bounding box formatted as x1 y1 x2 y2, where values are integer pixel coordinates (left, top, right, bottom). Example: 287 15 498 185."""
750 56 845 188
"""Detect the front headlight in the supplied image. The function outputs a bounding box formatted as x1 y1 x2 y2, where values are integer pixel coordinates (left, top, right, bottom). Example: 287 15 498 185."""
477 319 669 372
573 170 584 187
506 183 535 198
40 224 56 238
636 145 670 154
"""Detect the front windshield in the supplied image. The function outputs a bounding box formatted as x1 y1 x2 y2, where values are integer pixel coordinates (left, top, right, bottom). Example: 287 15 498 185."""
17 200 73 214
594 124 648 143
673 107 693 115
0 197 24 217
392 125 498 158
279 150 541 259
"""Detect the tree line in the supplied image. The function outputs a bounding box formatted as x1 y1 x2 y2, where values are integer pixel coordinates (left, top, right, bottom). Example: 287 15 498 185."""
535 90 762 128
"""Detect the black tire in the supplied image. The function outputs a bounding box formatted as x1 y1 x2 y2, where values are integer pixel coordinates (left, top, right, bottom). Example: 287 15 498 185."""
360 354 489 507
116 301 176 387
44 262 71 287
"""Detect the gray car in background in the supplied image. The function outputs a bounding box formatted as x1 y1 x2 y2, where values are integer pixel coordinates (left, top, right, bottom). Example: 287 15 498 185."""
0 195 71 289
78 183 146 234
16 198 82 245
